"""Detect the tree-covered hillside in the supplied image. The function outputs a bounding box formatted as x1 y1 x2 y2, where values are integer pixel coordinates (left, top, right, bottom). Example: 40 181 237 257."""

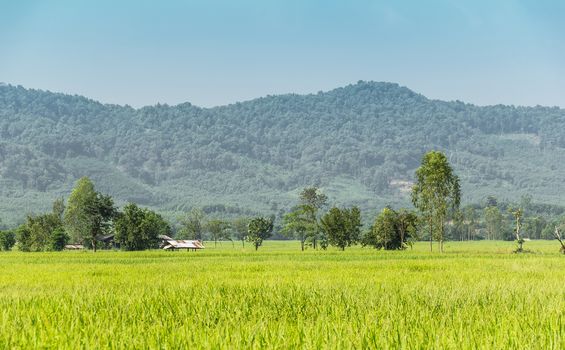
1 81 564 226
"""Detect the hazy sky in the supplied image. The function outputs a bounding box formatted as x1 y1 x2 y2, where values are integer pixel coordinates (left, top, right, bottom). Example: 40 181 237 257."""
1 0 564 107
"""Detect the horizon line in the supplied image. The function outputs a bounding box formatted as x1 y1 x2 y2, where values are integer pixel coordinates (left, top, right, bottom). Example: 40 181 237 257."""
1 80 563 111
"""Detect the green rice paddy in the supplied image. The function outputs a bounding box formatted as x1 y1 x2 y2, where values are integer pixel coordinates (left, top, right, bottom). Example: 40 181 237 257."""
0 241 563 349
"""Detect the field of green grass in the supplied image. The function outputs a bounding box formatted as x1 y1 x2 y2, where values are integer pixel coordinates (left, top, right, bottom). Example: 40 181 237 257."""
0 241 563 349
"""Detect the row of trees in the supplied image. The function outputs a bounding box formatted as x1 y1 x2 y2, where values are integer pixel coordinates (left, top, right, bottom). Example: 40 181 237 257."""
176 209 273 249
450 197 564 242
0 177 172 252
279 151 562 253
0 176 276 252
280 187 418 252
364 208 418 250
160 185 418 253
1 151 563 253
0 181 420 253
280 151 460 252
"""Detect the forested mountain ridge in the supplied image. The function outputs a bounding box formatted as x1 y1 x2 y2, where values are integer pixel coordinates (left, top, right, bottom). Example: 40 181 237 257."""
1 81 565 226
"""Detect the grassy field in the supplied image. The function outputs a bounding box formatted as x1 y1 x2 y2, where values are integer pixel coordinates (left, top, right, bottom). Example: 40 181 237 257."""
0 241 563 349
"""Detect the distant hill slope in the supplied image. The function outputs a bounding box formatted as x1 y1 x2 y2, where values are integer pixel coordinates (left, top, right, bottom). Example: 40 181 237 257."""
1 81 565 225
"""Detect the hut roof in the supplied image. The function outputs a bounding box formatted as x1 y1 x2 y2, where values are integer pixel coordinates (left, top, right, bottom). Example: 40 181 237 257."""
162 239 204 250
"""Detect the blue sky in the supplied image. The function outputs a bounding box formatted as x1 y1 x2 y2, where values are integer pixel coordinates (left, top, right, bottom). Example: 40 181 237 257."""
1 0 564 107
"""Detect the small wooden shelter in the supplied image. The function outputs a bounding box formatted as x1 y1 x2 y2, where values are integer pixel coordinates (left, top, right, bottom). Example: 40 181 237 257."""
158 235 204 251
64 244 84 250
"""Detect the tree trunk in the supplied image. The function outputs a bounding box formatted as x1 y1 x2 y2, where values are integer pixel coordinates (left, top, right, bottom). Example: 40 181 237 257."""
300 238 305 251
92 238 97 252
515 215 522 252
400 228 405 249
429 218 433 252
440 220 444 253
241 239 245 248
255 243 259 251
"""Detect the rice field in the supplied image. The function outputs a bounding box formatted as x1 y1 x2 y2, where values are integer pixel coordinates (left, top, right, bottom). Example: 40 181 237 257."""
0 240 563 349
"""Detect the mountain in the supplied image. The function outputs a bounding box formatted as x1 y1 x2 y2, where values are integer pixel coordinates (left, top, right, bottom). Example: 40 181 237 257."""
1 81 565 226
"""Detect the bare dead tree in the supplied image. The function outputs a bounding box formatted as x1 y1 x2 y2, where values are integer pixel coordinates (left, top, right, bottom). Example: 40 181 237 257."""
510 208 524 253
553 228 565 254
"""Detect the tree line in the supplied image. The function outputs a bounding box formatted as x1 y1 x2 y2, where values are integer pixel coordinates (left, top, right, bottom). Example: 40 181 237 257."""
0 151 455 252
0 176 277 252
1 151 564 253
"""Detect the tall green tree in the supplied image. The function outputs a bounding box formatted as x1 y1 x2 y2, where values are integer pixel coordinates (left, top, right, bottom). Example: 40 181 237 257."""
364 207 417 250
20 198 67 251
411 151 461 252
24 214 54 251
247 217 273 251
114 203 171 251
64 177 116 252
395 208 419 249
282 205 317 251
64 177 97 244
364 207 397 250
298 187 328 249
319 206 361 251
